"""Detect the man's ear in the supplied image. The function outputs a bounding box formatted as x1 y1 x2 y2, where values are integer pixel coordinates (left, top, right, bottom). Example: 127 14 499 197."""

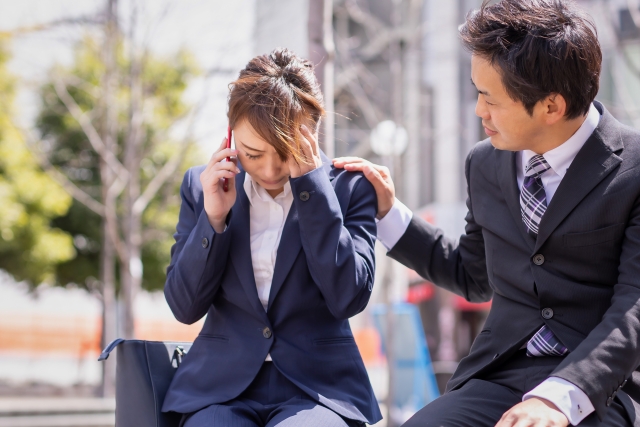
543 93 568 125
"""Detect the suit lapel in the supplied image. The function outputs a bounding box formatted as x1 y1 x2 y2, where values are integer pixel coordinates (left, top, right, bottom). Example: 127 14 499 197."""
496 149 535 250
267 205 302 310
534 106 623 252
228 172 269 321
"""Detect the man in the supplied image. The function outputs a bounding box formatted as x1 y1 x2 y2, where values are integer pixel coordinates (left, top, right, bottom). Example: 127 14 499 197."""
334 1 640 426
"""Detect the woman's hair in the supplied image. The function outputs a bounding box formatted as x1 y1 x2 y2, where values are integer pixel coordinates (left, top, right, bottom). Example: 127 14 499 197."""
459 0 601 119
227 48 325 163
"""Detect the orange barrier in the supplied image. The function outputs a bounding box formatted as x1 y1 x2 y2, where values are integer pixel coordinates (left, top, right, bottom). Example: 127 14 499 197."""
353 328 383 366
0 314 382 367
0 315 202 357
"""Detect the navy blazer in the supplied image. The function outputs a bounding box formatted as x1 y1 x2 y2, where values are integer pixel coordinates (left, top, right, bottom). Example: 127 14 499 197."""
161 154 382 424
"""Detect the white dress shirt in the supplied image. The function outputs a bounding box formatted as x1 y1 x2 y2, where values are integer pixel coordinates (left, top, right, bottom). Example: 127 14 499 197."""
243 174 294 362
377 103 601 425
244 174 294 311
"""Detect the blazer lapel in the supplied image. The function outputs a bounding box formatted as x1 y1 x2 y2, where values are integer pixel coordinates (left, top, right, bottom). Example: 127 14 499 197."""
496 149 535 250
228 172 269 321
534 106 623 252
267 205 302 310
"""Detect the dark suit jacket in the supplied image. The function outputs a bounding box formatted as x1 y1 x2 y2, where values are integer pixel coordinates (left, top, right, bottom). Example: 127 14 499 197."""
161 155 382 424
388 102 640 425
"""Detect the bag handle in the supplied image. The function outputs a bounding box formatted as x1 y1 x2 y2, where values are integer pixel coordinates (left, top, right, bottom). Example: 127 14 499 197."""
173 346 186 367
98 338 125 361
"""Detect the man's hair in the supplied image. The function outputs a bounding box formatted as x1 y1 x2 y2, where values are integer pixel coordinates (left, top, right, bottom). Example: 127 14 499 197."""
460 0 601 119
227 48 324 164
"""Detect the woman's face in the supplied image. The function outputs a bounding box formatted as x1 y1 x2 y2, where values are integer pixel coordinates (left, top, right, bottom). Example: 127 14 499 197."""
233 120 291 197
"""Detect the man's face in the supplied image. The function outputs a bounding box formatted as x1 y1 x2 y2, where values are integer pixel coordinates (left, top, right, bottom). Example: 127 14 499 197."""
471 55 546 152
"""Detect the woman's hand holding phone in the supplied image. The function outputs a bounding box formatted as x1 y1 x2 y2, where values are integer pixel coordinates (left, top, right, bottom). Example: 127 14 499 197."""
200 138 239 233
288 125 323 178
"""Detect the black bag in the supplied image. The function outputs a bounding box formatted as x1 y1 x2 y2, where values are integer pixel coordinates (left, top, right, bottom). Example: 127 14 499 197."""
98 338 192 427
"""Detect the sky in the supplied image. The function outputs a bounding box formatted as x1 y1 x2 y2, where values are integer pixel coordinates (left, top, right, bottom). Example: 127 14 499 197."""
0 0 256 154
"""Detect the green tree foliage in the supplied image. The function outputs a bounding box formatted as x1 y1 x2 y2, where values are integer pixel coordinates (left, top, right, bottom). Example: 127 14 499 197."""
0 39 75 285
37 36 199 291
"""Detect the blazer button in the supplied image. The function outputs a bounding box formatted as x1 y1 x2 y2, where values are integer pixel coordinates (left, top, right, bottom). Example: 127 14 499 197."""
541 308 554 319
201 237 209 248
299 191 310 201
533 254 545 265
606 396 613 407
493 353 500 360
262 327 272 339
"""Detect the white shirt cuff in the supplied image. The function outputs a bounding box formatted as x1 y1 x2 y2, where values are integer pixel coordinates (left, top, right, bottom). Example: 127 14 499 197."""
523 377 594 425
375 198 413 250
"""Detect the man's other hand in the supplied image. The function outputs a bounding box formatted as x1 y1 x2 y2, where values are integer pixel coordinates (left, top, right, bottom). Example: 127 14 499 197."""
332 157 395 219
496 398 569 427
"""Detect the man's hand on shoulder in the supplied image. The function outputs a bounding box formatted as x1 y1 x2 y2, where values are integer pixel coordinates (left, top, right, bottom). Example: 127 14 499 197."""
496 398 569 427
332 157 395 219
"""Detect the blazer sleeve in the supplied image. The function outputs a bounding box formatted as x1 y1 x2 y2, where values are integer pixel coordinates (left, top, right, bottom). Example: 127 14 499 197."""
551 193 640 420
387 146 493 303
289 167 377 320
164 168 232 324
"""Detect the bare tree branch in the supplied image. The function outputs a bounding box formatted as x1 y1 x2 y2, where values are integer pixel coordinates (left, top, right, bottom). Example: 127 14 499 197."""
105 176 128 264
0 14 103 37
53 77 129 180
132 102 203 216
22 128 106 216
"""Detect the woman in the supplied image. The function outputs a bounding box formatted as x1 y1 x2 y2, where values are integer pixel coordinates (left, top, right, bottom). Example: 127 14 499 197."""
161 48 382 427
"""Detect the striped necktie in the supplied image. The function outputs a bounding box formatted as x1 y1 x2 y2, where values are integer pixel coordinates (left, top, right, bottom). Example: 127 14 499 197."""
520 155 569 357
520 155 551 235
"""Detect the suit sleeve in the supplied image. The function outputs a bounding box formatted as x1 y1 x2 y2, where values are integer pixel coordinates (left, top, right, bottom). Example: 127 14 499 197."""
289 167 377 320
164 168 232 324
551 193 640 420
387 147 493 303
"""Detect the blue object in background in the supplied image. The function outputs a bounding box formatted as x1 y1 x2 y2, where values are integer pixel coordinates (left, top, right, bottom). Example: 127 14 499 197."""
372 303 440 421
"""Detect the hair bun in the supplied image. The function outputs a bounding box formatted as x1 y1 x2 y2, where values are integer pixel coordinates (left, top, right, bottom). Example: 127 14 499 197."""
269 47 297 69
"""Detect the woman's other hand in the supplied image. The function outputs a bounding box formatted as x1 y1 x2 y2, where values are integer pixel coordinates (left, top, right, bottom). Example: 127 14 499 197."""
288 125 323 178
200 138 240 233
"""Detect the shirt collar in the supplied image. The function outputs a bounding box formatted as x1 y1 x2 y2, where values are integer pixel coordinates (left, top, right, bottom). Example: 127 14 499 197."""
521 103 601 179
243 173 291 206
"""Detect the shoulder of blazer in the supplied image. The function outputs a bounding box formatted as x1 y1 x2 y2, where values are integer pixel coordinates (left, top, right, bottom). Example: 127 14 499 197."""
329 166 375 196
183 165 207 211
468 138 495 164
466 138 499 185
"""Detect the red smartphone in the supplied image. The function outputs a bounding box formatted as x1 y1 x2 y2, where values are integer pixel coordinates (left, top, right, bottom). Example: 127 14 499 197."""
223 126 232 192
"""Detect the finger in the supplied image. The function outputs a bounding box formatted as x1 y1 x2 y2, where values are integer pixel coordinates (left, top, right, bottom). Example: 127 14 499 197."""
297 126 314 163
211 148 239 165
205 138 230 172
205 138 226 167
300 124 319 157
212 161 241 174
211 169 238 184
342 163 367 172
333 157 367 166
363 164 389 193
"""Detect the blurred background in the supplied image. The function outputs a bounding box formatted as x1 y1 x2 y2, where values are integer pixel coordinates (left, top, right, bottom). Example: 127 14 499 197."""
1 0 639 426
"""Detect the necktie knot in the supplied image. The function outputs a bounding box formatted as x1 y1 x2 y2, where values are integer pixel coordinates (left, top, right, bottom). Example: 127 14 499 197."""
525 155 551 179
